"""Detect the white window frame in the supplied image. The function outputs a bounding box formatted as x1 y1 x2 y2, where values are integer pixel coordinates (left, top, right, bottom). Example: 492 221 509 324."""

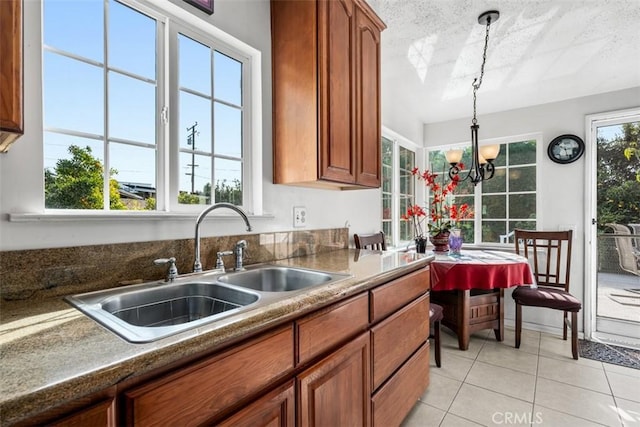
29 0 263 220
382 126 424 248
426 132 542 247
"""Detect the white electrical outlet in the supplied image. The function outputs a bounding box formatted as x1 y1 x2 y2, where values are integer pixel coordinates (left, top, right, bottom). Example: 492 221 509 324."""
293 206 307 227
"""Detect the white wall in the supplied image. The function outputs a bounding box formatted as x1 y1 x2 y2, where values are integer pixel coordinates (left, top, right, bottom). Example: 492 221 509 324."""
424 87 640 332
0 0 382 251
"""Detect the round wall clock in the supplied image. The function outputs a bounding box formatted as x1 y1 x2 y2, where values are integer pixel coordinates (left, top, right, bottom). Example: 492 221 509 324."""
547 134 585 164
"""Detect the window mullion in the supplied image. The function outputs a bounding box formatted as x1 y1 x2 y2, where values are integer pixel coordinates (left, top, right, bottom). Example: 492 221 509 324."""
103 0 110 211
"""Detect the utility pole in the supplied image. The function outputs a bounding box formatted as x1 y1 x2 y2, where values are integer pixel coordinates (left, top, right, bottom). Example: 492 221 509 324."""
186 122 199 194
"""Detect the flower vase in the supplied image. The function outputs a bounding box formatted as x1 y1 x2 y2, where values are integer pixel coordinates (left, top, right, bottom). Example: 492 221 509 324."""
449 228 463 255
414 237 427 254
429 230 450 252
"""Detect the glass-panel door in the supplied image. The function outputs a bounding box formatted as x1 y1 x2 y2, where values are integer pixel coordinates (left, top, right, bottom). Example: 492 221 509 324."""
589 110 640 347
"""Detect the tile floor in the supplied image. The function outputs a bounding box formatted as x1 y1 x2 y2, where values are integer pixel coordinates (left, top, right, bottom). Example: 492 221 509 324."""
402 327 640 426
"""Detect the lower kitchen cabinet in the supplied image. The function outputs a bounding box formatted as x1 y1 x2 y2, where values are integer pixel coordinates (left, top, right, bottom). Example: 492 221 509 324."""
18 264 432 427
298 332 371 426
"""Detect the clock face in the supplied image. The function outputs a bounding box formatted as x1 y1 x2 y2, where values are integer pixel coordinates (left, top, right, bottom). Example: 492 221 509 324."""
548 135 584 164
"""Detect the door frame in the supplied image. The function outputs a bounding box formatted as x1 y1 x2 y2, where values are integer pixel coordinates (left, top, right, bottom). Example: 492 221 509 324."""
584 107 640 345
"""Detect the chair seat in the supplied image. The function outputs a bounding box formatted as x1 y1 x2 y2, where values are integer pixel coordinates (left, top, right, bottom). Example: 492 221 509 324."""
512 286 581 312
430 303 444 322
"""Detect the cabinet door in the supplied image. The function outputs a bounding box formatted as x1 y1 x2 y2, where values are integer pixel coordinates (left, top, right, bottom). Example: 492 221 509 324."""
298 332 370 427
354 4 382 187
218 380 295 427
0 0 23 151
318 0 357 184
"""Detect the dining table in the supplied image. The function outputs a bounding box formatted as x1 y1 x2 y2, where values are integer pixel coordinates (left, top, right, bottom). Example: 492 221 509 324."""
429 249 534 350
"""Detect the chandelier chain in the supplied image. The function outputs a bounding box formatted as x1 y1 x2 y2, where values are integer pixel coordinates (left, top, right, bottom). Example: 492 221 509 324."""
472 16 493 125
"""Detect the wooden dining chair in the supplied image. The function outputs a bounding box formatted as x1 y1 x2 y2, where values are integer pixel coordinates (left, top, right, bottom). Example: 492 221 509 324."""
354 231 442 367
353 231 387 250
511 229 582 359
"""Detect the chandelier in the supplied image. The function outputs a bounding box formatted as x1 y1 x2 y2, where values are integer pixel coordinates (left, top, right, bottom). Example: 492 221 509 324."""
446 10 501 185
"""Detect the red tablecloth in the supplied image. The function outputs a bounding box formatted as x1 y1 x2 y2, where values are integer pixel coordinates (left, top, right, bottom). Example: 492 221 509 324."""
430 250 534 291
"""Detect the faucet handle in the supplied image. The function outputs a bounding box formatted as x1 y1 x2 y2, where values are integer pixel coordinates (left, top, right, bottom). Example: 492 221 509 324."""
216 251 234 272
154 257 178 282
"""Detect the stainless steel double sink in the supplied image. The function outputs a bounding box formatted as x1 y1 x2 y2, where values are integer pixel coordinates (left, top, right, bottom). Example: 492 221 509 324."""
65 265 350 343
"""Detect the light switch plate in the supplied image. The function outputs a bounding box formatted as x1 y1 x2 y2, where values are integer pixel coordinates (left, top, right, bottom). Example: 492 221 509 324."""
293 206 307 227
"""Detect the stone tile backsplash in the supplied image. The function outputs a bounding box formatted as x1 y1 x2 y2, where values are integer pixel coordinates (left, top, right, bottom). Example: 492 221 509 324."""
0 228 348 301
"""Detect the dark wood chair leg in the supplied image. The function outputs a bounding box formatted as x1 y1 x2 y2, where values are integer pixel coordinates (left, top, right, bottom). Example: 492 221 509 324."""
515 303 522 349
571 311 578 360
434 320 441 368
563 311 568 341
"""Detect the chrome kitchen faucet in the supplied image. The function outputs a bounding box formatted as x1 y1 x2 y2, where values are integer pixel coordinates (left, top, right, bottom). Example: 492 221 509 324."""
193 203 252 273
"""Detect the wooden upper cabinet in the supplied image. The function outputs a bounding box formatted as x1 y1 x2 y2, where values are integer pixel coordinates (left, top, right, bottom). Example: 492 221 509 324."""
0 0 23 152
271 0 385 189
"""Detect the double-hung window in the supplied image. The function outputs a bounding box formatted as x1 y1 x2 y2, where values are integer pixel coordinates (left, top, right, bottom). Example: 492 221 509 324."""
42 0 253 212
427 136 539 244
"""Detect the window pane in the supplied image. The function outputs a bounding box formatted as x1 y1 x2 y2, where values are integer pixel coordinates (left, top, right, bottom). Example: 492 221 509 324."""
109 72 156 143
428 150 448 174
215 158 242 205
214 51 242 106
214 103 242 158
509 140 536 165
509 194 536 219
399 146 415 171
179 34 211 96
44 133 103 173
458 221 474 241
509 166 536 192
382 194 391 220
44 136 104 209
382 164 392 193
492 144 507 167
180 152 212 202
455 176 475 195
110 142 156 210
382 221 392 243
44 0 103 62
109 0 156 80
110 142 156 185
382 137 393 167
482 220 507 243
482 168 506 193
43 52 104 134
482 194 506 218
180 92 212 153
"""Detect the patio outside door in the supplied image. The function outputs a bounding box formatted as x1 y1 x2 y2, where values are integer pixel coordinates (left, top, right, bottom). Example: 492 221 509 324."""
586 109 640 348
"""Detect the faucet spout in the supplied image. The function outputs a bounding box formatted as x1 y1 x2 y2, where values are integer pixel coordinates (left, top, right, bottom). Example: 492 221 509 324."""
193 203 253 272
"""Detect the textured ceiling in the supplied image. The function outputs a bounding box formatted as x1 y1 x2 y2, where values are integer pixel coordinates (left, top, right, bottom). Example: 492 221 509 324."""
368 0 640 124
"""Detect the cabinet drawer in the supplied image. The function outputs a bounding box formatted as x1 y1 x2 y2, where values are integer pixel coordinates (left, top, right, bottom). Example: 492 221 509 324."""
370 267 430 323
124 326 294 427
217 380 295 427
49 399 115 427
297 293 369 364
371 342 430 427
371 293 429 390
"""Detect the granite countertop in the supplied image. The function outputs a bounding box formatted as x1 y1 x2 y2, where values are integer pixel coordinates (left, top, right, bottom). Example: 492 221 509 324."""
0 249 433 425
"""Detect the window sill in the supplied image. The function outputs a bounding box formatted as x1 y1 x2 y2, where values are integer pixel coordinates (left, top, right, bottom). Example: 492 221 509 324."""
8 211 275 222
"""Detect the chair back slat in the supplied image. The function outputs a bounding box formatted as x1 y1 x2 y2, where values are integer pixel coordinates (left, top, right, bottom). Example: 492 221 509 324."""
514 229 572 292
354 232 387 250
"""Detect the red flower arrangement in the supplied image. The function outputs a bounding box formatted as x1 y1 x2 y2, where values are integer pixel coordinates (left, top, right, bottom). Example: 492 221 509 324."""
401 166 474 238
